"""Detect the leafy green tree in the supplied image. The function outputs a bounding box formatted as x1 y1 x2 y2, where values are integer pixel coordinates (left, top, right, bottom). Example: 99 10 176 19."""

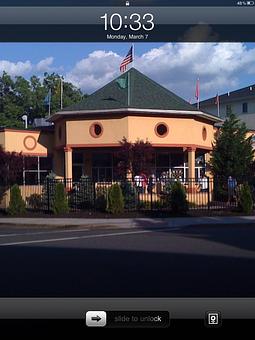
108 184 124 214
171 181 189 214
210 113 254 181
0 71 87 128
7 184 26 215
0 146 23 185
52 182 69 214
239 183 253 214
116 138 154 178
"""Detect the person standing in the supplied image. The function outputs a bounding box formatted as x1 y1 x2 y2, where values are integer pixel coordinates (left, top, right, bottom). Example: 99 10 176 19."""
228 176 237 203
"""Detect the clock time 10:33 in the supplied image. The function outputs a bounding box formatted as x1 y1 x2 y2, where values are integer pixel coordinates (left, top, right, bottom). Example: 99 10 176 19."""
100 13 155 31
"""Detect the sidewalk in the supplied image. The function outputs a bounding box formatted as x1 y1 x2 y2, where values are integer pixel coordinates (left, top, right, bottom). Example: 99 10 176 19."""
0 216 254 229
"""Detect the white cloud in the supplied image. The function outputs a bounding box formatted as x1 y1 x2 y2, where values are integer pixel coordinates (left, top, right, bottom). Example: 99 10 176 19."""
36 57 54 72
0 56 60 79
65 50 122 93
64 43 255 101
136 43 255 100
1 43 255 101
0 60 32 77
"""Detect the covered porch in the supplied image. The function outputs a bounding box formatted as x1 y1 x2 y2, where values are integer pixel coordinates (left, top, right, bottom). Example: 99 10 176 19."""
60 146 210 182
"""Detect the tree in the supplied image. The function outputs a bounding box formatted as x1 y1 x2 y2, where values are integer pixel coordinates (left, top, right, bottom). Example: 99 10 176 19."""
115 137 133 179
7 184 26 215
210 113 254 181
0 146 23 186
239 183 253 214
0 71 86 128
108 184 124 214
132 139 155 176
170 181 189 214
52 182 69 214
116 137 154 178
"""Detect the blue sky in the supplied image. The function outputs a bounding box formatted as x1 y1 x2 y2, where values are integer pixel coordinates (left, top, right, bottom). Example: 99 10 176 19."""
0 42 255 102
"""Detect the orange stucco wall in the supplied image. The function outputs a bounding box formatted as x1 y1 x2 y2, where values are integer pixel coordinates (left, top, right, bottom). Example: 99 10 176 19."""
66 117 129 146
0 129 54 155
64 115 215 149
127 116 214 148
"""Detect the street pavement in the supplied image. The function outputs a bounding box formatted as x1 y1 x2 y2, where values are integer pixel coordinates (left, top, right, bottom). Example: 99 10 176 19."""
0 221 255 297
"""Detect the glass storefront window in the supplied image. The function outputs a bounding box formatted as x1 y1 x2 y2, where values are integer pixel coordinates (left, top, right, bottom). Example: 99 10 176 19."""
73 152 83 164
156 153 169 167
92 153 112 167
23 156 53 185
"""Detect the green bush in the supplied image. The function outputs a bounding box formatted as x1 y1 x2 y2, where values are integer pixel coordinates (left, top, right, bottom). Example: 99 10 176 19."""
121 181 137 210
171 181 189 214
8 184 26 215
26 193 43 210
161 181 174 209
52 182 69 214
108 183 124 214
239 183 253 214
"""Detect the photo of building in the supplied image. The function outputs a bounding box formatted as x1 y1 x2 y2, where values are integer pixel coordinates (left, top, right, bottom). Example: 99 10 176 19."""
0 68 222 185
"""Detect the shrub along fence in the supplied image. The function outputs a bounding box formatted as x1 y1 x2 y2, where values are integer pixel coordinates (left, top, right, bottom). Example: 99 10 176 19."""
1 176 251 214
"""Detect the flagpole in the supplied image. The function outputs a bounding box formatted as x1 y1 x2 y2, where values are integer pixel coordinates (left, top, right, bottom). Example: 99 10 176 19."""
217 95 220 117
197 78 200 110
48 88 51 117
132 43 135 68
128 69 130 106
60 78 63 110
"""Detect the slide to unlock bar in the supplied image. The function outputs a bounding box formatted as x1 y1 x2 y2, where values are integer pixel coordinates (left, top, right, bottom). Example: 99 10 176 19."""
86 311 170 328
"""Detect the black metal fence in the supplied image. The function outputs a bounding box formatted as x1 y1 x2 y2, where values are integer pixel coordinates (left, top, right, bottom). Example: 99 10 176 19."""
15 176 252 213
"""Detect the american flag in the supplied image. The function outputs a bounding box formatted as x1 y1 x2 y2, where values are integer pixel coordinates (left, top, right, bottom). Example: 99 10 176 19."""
120 46 133 72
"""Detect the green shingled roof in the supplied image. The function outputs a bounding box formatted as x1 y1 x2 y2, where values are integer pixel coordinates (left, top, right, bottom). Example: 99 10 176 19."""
63 68 197 112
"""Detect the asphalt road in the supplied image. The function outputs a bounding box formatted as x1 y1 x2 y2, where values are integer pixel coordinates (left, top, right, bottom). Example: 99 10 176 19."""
0 223 255 297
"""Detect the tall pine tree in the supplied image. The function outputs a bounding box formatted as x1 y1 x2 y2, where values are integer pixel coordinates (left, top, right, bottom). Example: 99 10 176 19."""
210 113 254 181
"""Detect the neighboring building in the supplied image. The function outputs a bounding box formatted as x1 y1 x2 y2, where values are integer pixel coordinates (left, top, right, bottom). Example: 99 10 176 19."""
0 68 221 185
199 84 255 132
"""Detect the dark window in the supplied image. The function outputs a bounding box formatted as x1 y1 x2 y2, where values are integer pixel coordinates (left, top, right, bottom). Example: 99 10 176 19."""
24 156 38 170
202 127 207 141
242 102 248 113
73 152 83 164
73 165 83 181
90 122 103 138
24 172 38 185
95 124 102 136
156 153 169 167
171 154 184 167
39 157 52 170
155 123 168 137
92 153 112 167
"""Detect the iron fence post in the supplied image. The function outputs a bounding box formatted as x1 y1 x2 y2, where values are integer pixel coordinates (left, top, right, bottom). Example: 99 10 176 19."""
207 176 210 211
47 177 50 214
93 180 96 211
150 187 153 212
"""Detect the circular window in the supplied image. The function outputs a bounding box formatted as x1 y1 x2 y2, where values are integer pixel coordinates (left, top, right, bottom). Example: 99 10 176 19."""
155 122 169 138
202 127 207 141
23 136 37 151
89 122 103 138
